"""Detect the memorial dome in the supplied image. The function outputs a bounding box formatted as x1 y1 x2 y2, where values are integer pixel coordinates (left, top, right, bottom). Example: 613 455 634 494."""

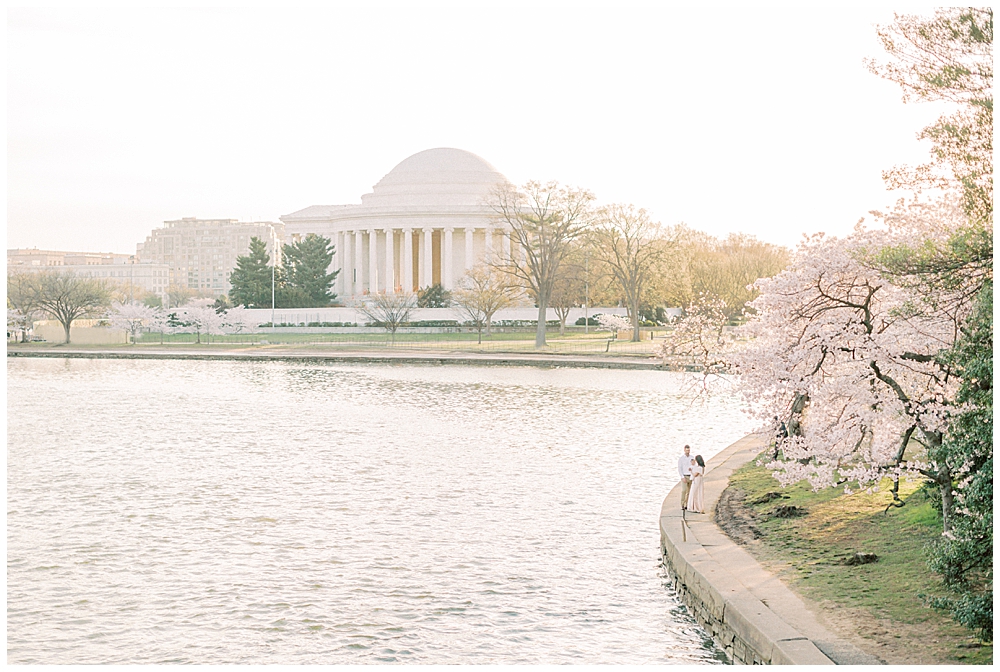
360 148 509 208
282 147 513 296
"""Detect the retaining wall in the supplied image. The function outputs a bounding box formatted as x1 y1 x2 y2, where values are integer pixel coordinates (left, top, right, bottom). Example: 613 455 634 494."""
660 435 836 665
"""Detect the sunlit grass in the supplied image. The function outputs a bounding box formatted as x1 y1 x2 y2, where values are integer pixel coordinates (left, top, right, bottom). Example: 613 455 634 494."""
728 458 992 664
14 328 691 358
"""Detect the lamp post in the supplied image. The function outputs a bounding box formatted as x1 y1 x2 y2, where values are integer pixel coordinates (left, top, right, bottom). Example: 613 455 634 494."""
271 227 276 332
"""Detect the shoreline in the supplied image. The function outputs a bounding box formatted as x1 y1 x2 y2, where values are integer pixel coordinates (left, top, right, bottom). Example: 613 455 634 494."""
660 435 880 665
6 345 698 371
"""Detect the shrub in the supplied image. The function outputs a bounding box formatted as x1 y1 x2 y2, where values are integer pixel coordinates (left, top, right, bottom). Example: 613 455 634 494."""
408 320 460 327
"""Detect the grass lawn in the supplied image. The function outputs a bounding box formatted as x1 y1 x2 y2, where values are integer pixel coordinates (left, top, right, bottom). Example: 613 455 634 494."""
726 457 992 665
31 328 675 357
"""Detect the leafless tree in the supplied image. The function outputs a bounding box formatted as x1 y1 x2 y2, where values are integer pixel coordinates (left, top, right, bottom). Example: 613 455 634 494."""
166 283 204 309
355 292 417 344
547 242 590 336
452 264 522 344
688 233 789 322
488 180 594 347
588 204 674 341
15 271 111 344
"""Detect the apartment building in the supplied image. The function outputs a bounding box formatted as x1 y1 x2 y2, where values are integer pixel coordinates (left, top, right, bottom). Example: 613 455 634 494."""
137 218 285 297
7 248 170 304
7 248 132 268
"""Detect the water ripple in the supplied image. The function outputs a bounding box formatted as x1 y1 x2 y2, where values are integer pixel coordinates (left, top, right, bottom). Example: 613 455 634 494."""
8 358 751 664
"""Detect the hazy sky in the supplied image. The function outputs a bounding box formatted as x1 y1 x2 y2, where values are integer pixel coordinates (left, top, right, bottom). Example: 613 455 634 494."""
8 4 945 254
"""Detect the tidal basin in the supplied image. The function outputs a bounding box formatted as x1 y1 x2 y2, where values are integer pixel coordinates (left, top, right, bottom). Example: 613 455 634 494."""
8 357 753 664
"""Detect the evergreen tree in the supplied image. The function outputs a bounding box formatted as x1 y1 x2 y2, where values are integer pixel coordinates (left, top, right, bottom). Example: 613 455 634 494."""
926 281 993 641
868 8 993 639
282 234 338 307
229 237 274 308
416 283 451 307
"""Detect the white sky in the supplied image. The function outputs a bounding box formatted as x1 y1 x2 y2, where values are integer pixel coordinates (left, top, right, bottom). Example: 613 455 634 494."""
7 3 947 254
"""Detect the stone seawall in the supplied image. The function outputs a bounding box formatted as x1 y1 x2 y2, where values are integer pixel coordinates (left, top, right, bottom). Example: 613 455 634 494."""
6 347 693 371
660 435 841 665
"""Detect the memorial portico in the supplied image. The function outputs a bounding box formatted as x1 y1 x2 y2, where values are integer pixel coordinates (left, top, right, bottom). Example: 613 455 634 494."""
281 148 513 298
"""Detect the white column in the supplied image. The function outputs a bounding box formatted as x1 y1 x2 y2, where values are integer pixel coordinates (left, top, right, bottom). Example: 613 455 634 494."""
354 229 364 295
501 229 511 261
443 227 454 289
484 226 493 259
368 228 378 293
402 228 413 293
417 230 425 289
333 231 347 296
384 227 395 293
336 231 345 296
465 227 474 273
422 227 434 287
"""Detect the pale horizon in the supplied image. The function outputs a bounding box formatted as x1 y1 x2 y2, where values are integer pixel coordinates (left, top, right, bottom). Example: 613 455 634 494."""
8 5 946 255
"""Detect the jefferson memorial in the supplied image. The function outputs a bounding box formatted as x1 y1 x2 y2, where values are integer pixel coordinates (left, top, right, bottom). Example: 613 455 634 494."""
281 148 513 298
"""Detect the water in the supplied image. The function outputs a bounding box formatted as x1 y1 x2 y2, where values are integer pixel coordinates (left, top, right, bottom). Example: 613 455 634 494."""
7 357 752 664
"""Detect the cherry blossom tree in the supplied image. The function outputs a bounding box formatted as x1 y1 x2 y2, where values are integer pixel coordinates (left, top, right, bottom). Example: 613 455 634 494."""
221 306 261 338
7 273 41 342
720 8 993 638
866 7 992 221
146 307 174 345
865 8 993 637
731 221 972 531
7 308 32 342
654 297 735 376
177 298 225 344
106 302 156 344
595 312 631 337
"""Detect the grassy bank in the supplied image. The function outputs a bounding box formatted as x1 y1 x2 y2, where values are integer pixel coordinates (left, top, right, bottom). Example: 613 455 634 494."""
131 329 660 353
722 458 992 665
14 329 680 358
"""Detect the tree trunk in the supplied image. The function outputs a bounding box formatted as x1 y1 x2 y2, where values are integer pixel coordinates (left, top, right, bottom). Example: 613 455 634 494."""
62 320 72 344
629 301 641 342
535 301 547 347
937 466 954 533
787 392 808 437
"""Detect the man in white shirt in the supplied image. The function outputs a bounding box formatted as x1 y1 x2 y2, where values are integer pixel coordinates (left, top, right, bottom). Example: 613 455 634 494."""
677 444 694 510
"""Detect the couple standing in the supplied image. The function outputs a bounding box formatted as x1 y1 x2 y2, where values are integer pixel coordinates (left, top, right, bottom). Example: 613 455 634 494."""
677 445 705 513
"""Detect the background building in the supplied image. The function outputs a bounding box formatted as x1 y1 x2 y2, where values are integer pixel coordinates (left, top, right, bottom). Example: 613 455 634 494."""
137 218 285 297
8 248 133 268
8 248 169 305
281 148 511 298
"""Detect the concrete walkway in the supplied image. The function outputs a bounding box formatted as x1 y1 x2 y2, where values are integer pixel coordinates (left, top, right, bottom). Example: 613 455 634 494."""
660 434 881 665
6 345 690 371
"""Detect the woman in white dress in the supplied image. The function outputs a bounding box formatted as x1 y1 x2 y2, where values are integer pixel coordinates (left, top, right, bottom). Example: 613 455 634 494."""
687 455 706 513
